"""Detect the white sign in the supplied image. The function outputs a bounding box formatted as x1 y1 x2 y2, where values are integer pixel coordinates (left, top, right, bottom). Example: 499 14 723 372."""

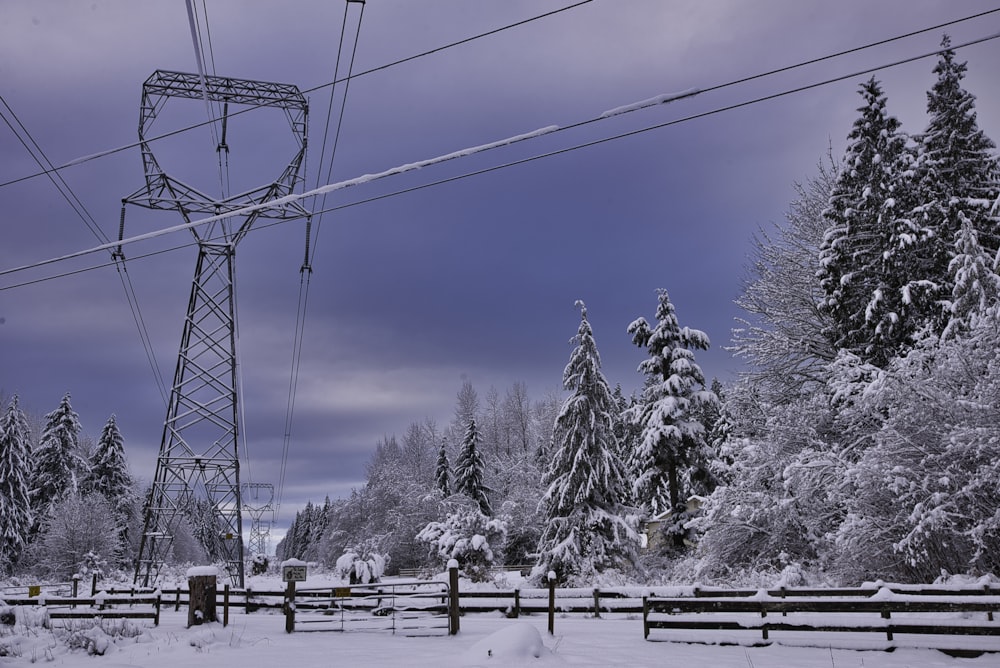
282 564 307 582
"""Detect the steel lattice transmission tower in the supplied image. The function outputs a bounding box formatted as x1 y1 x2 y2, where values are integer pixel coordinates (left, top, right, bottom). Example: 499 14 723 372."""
126 70 309 588
242 483 275 559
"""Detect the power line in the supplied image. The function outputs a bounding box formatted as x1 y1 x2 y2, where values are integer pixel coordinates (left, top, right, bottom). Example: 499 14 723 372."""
0 93 169 405
0 0 597 191
277 0 367 526
8 2 994 193
3 30 1000 288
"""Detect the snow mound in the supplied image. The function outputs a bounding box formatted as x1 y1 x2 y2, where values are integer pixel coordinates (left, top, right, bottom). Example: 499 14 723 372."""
459 623 563 665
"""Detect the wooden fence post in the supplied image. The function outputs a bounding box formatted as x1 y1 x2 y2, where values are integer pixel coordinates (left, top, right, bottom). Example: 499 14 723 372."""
223 584 230 627
71 575 80 608
642 596 648 639
91 573 98 596
284 579 296 633
513 589 520 619
187 568 218 628
448 559 460 635
593 588 601 619
547 571 556 636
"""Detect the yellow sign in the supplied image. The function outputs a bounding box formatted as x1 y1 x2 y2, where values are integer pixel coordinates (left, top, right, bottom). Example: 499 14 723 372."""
28 585 41 597
334 587 351 598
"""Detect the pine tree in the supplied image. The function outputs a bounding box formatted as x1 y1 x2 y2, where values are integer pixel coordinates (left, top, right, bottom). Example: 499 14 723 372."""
84 414 136 561
454 419 491 516
30 393 89 520
818 78 912 366
904 36 1000 337
86 415 135 515
0 396 33 571
943 215 1000 339
628 290 717 528
536 301 637 582
435 439 451 497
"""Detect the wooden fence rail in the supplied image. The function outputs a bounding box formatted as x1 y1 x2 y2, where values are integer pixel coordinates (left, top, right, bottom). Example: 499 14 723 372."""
643 593 1000 647
93 582 1000 621
0 594 162 626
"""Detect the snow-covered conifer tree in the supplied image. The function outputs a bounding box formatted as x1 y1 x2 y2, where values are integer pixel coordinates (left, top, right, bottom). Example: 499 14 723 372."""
904 36 1000 337
818 78 913 366
0 396 33 571
628 290 717 530
86 415 135 516
942 215 1000 339
434 439 451 497
30 393 89 520
454 419 491 516
535 301 638 582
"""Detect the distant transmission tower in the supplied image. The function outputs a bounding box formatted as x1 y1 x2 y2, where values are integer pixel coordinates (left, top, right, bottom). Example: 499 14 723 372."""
126 70 309 588
242 483 275 558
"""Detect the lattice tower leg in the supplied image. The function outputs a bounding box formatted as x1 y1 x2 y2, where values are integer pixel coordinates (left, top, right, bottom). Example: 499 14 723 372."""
135 243 245 588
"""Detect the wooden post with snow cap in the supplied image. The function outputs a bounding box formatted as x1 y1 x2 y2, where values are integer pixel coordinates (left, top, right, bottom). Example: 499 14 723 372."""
282 559 307 634
448 559 460 635
547 571 557 635
187 566 218 628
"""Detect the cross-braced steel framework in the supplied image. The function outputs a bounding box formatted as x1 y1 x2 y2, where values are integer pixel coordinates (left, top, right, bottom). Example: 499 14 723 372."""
127 70 308 588
242 483 275 558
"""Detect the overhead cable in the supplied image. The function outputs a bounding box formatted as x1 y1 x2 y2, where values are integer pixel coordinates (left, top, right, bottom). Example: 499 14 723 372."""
0 0 596 191
0 93 169 404
4 31 1000 287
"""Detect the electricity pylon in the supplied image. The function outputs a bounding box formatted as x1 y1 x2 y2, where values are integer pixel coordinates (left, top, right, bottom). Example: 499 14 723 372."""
242 482 275 559
126 70 309 588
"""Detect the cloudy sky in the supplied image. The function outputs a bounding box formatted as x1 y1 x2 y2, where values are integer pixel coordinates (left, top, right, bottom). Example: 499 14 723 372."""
3 1 1000 544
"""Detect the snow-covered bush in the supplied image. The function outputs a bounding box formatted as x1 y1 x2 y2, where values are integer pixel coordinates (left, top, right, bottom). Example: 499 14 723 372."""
417 500 507 582
250 553 269 576
25 493 121 579
334 547 388 584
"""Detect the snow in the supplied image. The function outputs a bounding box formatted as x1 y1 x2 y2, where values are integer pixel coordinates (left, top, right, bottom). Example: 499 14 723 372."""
460 622 555 665
1 597 995 667
600 89 700 118
186 566 220 578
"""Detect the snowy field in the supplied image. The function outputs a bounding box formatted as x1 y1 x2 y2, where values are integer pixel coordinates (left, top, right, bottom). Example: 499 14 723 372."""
2 572 999 667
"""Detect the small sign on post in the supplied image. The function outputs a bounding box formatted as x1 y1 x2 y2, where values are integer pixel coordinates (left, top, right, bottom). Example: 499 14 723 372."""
281 559 307 634
282 564 307 582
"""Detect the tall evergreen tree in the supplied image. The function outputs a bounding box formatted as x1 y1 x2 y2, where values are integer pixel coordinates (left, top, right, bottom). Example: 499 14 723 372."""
0 396 33 571
536 301 637 582
904 36 1000 337
628 290 717 525
86 415 134 515
85 414 136 559
30 393 89 520
435 439 451 497
818 78 912 366
454 419 491 516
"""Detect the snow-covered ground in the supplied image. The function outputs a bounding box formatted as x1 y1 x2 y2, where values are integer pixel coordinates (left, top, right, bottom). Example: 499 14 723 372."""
2 573 998 666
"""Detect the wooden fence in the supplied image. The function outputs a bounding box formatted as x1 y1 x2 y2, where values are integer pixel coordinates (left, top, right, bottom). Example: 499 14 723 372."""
9 578 999 650
1 593 162 626
643 587 1000 652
